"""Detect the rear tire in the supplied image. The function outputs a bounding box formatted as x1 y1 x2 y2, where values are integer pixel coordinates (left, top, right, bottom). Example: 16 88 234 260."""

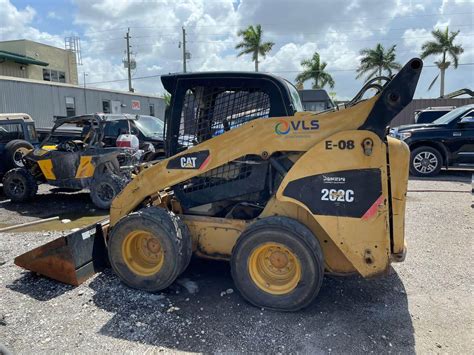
108 206 192 292
2 168 38 202
89 173 126 210
4 140 34 169
410 146 442 177
230 216 324 311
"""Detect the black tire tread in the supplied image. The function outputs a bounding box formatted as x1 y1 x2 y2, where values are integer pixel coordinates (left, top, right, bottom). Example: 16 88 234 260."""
108 206 192 292
231 216 324 311
2 168 38 201
89 173 126 209
139 207 192 275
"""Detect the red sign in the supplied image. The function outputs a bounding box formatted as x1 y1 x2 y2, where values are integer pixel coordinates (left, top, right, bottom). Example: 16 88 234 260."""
131 100 141 110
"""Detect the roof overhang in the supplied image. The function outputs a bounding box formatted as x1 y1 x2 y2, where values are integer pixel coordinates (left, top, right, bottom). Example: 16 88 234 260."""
0 50 49 66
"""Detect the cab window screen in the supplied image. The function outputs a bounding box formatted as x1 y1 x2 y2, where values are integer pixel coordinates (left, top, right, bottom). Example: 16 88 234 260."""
178 87 270 148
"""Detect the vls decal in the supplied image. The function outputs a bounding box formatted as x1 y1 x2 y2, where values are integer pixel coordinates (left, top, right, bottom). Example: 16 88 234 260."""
167 150 210 170
275 119 319 135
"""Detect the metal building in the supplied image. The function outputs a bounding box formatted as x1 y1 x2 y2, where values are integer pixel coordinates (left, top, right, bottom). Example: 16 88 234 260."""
0 76 166 128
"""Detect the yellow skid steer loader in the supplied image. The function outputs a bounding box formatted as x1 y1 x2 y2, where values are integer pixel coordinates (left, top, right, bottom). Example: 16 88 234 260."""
15 58 423 311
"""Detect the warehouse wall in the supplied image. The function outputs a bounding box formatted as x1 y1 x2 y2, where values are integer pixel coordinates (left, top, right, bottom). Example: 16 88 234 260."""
0 61 27 78
0 77 166 128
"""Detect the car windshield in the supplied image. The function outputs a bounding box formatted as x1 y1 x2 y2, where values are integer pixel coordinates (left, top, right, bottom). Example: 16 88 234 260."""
432 106 471 125
285 80 304 112
135 115 164 137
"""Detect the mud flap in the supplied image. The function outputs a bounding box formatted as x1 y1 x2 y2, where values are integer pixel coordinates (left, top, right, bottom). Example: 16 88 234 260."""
14 220 109 286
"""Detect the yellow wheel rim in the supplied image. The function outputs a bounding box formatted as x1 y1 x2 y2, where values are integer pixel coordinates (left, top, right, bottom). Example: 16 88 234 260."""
248 242 301 295
122 230 164 276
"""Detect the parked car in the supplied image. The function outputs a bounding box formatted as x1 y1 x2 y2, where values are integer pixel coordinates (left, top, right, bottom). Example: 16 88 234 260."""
37 125 82 144
36 113 166 161
101 114 165 160
0 113 39 176
414 106 456 124
390 104 474 176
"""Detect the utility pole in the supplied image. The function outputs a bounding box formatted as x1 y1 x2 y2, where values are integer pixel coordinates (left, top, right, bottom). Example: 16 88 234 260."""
83 72 88 113
182 26 187 73
125 28 134 92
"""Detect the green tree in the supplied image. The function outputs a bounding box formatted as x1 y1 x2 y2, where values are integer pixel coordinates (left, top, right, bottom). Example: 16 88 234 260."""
356 43 401 82
420 27 464 97
235 25 274 72
163 92 171 107
295 52 335 89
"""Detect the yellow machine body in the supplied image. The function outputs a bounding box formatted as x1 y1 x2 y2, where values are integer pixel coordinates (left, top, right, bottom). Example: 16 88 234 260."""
109 96 409 277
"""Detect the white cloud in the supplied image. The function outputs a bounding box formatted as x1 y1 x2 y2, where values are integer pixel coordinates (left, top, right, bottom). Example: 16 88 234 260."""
403 28 430 53
47 11 60 20
0 0 63 47
394 0 425 16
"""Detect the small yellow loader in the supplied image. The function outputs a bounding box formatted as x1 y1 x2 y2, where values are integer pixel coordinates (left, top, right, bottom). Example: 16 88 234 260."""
15 58 423 311
2 115 132 209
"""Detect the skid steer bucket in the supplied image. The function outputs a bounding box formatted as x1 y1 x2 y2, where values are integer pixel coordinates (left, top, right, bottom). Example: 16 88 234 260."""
14 221 109 286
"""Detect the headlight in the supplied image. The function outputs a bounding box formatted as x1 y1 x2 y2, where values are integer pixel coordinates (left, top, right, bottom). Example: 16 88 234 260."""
399 132 412 140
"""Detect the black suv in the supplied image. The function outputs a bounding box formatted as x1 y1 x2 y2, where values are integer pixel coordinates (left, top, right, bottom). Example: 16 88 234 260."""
390 104 474 176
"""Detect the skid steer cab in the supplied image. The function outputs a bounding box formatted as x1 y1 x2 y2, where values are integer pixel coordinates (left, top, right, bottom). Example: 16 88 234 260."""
2 114 136 209
15 59 423 311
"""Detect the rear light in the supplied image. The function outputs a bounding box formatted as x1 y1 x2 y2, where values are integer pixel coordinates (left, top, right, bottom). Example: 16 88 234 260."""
116 140 132 148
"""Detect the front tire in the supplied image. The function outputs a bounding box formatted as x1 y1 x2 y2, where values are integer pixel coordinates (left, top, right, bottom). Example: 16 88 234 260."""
230 216 324 311
410 146 442 177
2 168 38 202
108 207 192 292
89 173 126 209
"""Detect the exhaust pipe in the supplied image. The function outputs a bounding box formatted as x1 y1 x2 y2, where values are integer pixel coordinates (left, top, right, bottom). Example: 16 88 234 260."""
14 220 109 286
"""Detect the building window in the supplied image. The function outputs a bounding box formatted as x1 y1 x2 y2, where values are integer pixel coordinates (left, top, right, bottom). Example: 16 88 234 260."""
43 69 66 83
102 100 111 114
43 69 51 81
65 97 76 117
149 104 155 117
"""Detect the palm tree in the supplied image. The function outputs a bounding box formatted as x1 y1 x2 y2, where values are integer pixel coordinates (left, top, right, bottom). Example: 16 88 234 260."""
356 43 401 82
420 27 464 97
295 52 335 89
163 92 171 107
235 25 274 72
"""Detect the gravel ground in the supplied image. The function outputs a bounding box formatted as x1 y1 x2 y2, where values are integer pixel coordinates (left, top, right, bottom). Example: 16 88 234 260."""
0 171 472 354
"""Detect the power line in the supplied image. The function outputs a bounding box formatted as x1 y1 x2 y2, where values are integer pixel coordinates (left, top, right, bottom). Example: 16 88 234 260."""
83 22 474 43
187 31 474 44
127 11 474 29
85 62 474 86
80 10 473 38
88 32 473 55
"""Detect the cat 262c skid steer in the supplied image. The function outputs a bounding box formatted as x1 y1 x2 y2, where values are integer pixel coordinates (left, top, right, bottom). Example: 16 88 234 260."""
15 58 422 311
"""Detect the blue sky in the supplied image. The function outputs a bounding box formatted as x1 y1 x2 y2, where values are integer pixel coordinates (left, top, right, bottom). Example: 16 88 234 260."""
2 0 473 99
